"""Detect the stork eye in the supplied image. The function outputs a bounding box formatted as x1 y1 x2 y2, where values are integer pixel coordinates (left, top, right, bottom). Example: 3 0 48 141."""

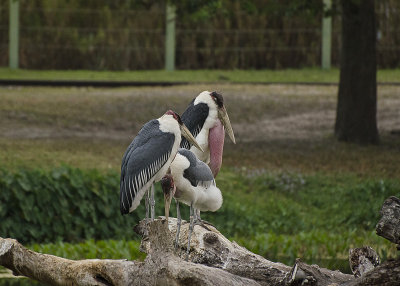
210 92 224 108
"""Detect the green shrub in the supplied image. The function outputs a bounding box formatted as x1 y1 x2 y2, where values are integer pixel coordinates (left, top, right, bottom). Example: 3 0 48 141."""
1 166 399 254
206 171 400 238
0 166 143 243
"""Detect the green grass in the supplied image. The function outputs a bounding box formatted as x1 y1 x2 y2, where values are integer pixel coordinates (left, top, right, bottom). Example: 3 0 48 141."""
0 68 339 82
29 239 146 261
2 136 400 178
1 68 399 83
0 138 124 172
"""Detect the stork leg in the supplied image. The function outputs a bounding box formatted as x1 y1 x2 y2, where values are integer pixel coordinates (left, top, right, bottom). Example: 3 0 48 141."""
150 183 155 221
142 189 151 237
193 209 213 231
174 200 181 250
145 189 150 221
186 202 194 261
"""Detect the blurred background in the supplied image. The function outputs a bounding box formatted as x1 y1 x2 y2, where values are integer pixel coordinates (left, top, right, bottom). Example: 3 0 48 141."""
0 0 400 284
1 0 400 69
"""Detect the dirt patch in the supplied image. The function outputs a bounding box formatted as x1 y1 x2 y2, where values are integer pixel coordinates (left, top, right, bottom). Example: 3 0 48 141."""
1 84 398 142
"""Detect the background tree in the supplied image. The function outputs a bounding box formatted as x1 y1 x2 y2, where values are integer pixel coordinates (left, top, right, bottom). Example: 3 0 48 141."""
335 0 379 144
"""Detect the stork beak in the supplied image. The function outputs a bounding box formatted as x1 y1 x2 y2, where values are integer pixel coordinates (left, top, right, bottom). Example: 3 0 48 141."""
181 124 204 152
218 106 236 144
164 193 172 222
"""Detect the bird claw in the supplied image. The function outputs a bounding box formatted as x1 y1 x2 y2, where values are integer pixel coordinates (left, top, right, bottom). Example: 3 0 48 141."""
173 240 180 251
194 219 215 231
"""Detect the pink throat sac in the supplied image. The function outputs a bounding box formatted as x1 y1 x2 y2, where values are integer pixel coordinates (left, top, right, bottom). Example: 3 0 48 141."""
208 119 225 177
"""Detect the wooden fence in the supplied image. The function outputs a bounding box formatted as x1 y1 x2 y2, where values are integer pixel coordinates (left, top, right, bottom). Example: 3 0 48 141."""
0 0 399 70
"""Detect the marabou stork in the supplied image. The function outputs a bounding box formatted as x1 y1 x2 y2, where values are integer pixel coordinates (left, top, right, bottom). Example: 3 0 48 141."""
180 91 236 177
162 148 222 260
120 110 203 220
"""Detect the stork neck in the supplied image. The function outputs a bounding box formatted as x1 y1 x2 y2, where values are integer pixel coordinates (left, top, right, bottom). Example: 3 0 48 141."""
208 120 224 177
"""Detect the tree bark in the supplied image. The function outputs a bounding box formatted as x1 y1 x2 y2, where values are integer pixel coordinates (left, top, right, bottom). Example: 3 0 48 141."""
376 196 400 246
343 258 400 286
348 246 380 277
335 0 379 144
0 218 355 286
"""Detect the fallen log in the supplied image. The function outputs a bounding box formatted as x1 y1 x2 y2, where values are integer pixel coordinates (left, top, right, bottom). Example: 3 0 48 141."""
0 217 354 286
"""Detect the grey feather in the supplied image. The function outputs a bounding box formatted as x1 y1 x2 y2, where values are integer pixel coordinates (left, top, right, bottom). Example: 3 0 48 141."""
120 120 174 215
180 100 209 149
178 148 215 187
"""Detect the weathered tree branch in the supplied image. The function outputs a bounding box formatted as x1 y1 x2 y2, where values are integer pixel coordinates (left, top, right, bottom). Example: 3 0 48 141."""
0 237 143 285
376 196 400 246
1 217 355 286
349 246 380 278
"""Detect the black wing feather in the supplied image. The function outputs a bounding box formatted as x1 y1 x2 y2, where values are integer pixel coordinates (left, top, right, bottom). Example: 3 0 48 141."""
178 149 215 188
180 100 209 149
120 120 175 215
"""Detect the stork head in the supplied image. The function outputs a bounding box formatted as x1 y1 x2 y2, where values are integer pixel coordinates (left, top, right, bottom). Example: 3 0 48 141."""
161 174 176 222
209 92 236 144
165 110 204 152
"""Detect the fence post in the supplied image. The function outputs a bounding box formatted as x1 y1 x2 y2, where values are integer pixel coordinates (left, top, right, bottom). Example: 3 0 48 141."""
321 0 332 70
9 0 19 69
165 4 176 71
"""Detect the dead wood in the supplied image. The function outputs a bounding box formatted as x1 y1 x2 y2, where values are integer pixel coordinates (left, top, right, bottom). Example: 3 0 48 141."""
376 196 400 246
1 217 355 286
349 246 380 278
342 259 400 286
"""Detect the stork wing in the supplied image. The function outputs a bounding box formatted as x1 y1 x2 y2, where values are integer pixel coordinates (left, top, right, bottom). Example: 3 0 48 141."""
180 100 209 149
178 148 215 187
120 120 175 215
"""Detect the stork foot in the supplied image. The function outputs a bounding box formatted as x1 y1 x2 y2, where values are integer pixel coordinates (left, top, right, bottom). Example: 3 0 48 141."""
194 219 215 231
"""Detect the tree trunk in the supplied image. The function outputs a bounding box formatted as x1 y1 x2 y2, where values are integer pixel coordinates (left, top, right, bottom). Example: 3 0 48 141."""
335 0 379 144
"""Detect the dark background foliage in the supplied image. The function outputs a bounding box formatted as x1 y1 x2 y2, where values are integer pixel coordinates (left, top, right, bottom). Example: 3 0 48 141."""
0 167 137 243
2 166 399 245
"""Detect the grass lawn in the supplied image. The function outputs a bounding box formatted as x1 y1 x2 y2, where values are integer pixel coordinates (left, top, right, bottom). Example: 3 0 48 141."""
0 67 340 82
0 68 400 83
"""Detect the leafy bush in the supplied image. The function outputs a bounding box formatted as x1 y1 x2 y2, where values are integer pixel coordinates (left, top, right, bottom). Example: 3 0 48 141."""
234 229 398 272
206 171 400 238
0 166 143 243
1 166 399 262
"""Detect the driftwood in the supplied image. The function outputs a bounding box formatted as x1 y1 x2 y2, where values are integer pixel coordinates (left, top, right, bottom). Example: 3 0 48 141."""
1 195 400 286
